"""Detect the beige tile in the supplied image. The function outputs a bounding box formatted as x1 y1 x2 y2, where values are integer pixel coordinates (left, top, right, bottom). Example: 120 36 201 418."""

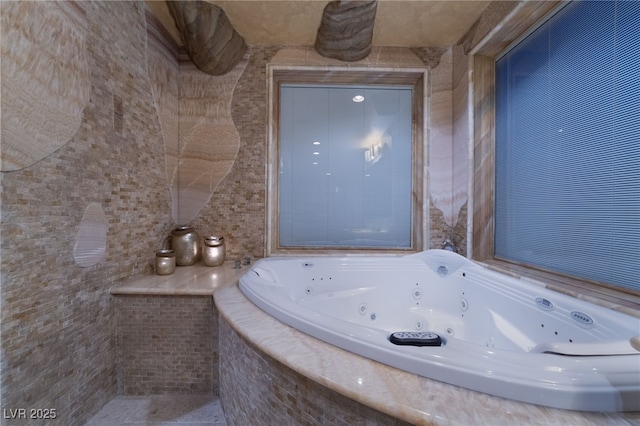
85 396 148 425
85 395 226 425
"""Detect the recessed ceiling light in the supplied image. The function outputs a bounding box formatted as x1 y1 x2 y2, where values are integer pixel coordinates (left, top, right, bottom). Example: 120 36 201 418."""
313 151 320 155
352 95 365 103
312 141 321 145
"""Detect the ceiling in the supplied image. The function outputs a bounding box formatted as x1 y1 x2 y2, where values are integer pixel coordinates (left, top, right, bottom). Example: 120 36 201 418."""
146 1 492 48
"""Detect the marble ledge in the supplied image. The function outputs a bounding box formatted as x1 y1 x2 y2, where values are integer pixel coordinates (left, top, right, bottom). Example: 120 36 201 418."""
477 260 640 319
214 284 640 426
110 261 248 296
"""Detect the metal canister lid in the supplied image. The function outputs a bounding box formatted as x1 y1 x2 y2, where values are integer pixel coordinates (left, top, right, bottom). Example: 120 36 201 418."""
204 236 224 247
171 226 194 236
156 249 175 257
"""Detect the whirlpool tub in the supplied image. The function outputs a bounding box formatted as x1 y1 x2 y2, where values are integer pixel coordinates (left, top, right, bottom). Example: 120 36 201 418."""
239 250 640 412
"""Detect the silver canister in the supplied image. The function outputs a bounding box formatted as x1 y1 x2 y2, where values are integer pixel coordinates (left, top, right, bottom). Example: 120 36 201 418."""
155 249 176 275
202 236 225 267
169 226 201 266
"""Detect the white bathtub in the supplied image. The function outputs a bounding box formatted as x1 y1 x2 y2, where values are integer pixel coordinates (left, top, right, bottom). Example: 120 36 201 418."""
239 250 640 412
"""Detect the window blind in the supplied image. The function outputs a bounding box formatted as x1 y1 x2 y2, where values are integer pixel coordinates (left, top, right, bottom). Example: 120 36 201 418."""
279 84 413 249
495 0 640 292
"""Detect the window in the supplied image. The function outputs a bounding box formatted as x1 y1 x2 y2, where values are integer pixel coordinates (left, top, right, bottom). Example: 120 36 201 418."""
494 1 640 293
267 69 425 255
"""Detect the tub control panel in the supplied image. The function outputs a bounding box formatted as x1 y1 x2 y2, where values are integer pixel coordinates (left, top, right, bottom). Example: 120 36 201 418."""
390 331 443 347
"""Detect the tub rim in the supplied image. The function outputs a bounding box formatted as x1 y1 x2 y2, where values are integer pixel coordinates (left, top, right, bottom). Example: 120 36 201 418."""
239 252 640 412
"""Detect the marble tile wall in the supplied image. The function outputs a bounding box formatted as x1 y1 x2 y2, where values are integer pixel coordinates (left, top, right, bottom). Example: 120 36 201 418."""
115 296 217 395
428 47 470 253
219 317 411 426
452 44 471 255
429 49 456 237
0 1 175 424
470 54 496 260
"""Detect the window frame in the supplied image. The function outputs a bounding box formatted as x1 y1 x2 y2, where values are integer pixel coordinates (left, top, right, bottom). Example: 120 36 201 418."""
266 66 426 256
470 1 640 309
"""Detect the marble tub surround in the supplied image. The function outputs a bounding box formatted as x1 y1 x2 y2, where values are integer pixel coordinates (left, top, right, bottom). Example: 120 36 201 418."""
219 315 411 426
215 284 640 425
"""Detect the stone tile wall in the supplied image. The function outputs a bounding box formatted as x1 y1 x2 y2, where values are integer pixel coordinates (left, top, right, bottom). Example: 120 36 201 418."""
0 2 175 424
0 1 517 424
192 47 281 260
115 296 217 395
219 317 412 426
193 45 462 258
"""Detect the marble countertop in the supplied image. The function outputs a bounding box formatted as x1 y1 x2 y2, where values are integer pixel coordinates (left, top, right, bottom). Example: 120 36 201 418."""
110 261 248 296
111 261 640 425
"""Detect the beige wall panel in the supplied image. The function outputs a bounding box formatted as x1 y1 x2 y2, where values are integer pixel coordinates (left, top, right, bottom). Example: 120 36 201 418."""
1 1 90 171
175 59 248 225
147 27 180 218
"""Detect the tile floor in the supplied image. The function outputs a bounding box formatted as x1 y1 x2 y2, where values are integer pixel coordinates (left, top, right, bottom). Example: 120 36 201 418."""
85 394 227 425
